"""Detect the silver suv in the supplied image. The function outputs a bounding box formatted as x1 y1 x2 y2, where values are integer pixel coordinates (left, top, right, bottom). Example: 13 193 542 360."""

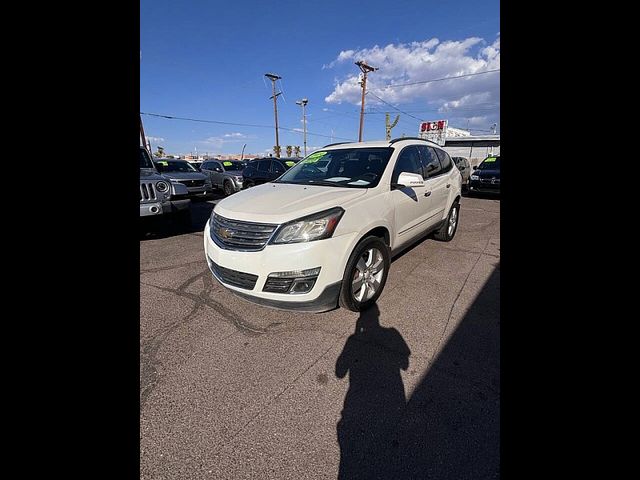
140 147 192 227
200 159 245 196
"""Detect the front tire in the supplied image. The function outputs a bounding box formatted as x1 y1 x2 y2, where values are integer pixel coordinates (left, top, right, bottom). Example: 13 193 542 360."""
339 236 390 312
433 201 460 242
223 180 234 196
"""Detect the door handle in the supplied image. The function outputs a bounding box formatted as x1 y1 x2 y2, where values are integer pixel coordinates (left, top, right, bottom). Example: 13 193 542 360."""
446 184 451 188
424 191 432 197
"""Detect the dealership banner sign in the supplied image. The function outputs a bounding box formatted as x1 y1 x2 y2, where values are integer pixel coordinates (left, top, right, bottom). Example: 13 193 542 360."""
419 120 448 146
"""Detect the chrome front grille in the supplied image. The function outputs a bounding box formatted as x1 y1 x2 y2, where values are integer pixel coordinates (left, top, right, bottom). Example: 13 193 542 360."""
211 214 278 251
179 179 205 187
140 182 157 202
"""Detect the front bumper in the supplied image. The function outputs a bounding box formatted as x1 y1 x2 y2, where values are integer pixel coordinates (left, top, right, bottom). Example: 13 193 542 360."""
140 201 169 217
469 179 500 193
203 219 356 312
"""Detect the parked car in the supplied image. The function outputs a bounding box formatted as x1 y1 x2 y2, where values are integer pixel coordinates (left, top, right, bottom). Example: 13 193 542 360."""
469 155 500 194
139 147 191 227
452 156 471 191
154 159 212 200
200 159 246 196
242 157 300 188
204 138 462 313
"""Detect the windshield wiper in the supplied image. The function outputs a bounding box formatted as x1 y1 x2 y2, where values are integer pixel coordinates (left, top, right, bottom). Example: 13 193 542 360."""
306 180 349 187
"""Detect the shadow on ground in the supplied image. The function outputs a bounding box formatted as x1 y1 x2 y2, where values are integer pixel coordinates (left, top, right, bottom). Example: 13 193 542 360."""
336 264 500 479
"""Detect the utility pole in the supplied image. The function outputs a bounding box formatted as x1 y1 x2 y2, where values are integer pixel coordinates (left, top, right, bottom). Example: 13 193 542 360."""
385 113 400 140
265 73 282 157
140 114 148 151
355 60 378 142
241 143 246 161
295 98 308 156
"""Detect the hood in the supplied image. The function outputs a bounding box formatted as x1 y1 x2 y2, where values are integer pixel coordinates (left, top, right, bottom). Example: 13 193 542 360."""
140 169 169 182
474 168 500 178
215 183 367 224
160 171 208 181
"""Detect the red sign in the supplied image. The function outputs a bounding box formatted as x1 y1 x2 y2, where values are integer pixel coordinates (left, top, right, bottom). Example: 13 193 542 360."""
420 120 446 132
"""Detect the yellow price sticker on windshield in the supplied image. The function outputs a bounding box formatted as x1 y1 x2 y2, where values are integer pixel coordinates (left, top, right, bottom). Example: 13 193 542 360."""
285 161 296 167
484 157 497 163
303 151 327 164
157 161 169 166
223 161 233 166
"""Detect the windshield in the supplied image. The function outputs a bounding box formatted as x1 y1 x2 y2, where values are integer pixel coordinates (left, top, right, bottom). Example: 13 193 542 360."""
155 160 197 173
275 148 393 188
140 149 154 169
478 156 500 170
221 161 244 172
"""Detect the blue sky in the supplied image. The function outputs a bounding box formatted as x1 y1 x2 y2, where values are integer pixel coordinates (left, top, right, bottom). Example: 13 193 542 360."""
140 0 500 156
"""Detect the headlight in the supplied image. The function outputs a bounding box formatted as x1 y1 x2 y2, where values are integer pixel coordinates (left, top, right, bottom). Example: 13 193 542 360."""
470 175 479 181
270 207 344 245
155 181 169 193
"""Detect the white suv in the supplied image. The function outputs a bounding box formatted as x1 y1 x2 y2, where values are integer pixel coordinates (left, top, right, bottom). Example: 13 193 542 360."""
203 138 462 312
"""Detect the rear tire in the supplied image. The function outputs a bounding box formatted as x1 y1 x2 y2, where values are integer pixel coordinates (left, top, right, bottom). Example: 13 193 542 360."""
339 236 390 312
433 201 460 242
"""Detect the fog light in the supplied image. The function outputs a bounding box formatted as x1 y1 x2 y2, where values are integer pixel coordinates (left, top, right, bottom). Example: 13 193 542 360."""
290 278 317 294
263 267 321 294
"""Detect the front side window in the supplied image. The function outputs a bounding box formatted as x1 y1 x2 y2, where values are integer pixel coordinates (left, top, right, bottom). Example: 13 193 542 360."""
391 146 423 184
275 147 393 188
417 146 441 177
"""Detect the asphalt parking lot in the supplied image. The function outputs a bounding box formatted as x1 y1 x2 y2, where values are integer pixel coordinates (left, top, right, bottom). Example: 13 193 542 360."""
140 193 500 479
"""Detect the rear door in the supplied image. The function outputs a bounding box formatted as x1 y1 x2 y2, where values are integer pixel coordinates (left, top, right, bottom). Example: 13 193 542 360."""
390 145 431 247
418 145 449 228
255 160 272 184
210 161 224 188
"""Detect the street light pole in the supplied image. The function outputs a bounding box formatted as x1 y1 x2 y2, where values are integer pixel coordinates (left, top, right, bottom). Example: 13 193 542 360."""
265 73 282 157
355 60 378 142
296 98 308 156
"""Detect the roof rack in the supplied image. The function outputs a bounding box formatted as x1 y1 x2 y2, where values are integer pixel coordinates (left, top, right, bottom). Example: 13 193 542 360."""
389 136 436 145
321 142 351 148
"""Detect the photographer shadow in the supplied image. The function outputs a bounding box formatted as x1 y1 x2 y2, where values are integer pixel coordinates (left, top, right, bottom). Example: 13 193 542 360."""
335 304 410 479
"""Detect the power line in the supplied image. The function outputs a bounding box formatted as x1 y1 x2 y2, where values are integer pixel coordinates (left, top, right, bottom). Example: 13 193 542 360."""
366 91 423 121
140 111 356 141
379 69 500 89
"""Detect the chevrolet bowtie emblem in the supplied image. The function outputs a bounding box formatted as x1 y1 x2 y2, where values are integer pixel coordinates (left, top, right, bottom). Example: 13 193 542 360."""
219 227 231 239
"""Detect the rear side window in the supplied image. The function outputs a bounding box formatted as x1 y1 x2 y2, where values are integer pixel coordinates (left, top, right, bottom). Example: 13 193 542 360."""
391 146 423 184
202 161 211 169
257 160 271 172
417 146 441 177
435 149 453 172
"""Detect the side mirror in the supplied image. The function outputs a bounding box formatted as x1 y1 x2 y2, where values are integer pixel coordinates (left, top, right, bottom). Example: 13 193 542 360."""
473 165 478 170
396 172 425 189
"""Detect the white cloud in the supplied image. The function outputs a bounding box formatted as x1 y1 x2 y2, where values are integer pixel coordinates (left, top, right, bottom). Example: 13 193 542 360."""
200 132 254 149
324 36 500 130
146 136 165 143
223 132 248 138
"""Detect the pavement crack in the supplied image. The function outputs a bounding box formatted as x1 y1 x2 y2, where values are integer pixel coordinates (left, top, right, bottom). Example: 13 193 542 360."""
430 236 493 364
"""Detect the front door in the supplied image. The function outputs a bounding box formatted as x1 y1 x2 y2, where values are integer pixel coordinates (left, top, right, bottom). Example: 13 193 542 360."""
390 146 431 248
